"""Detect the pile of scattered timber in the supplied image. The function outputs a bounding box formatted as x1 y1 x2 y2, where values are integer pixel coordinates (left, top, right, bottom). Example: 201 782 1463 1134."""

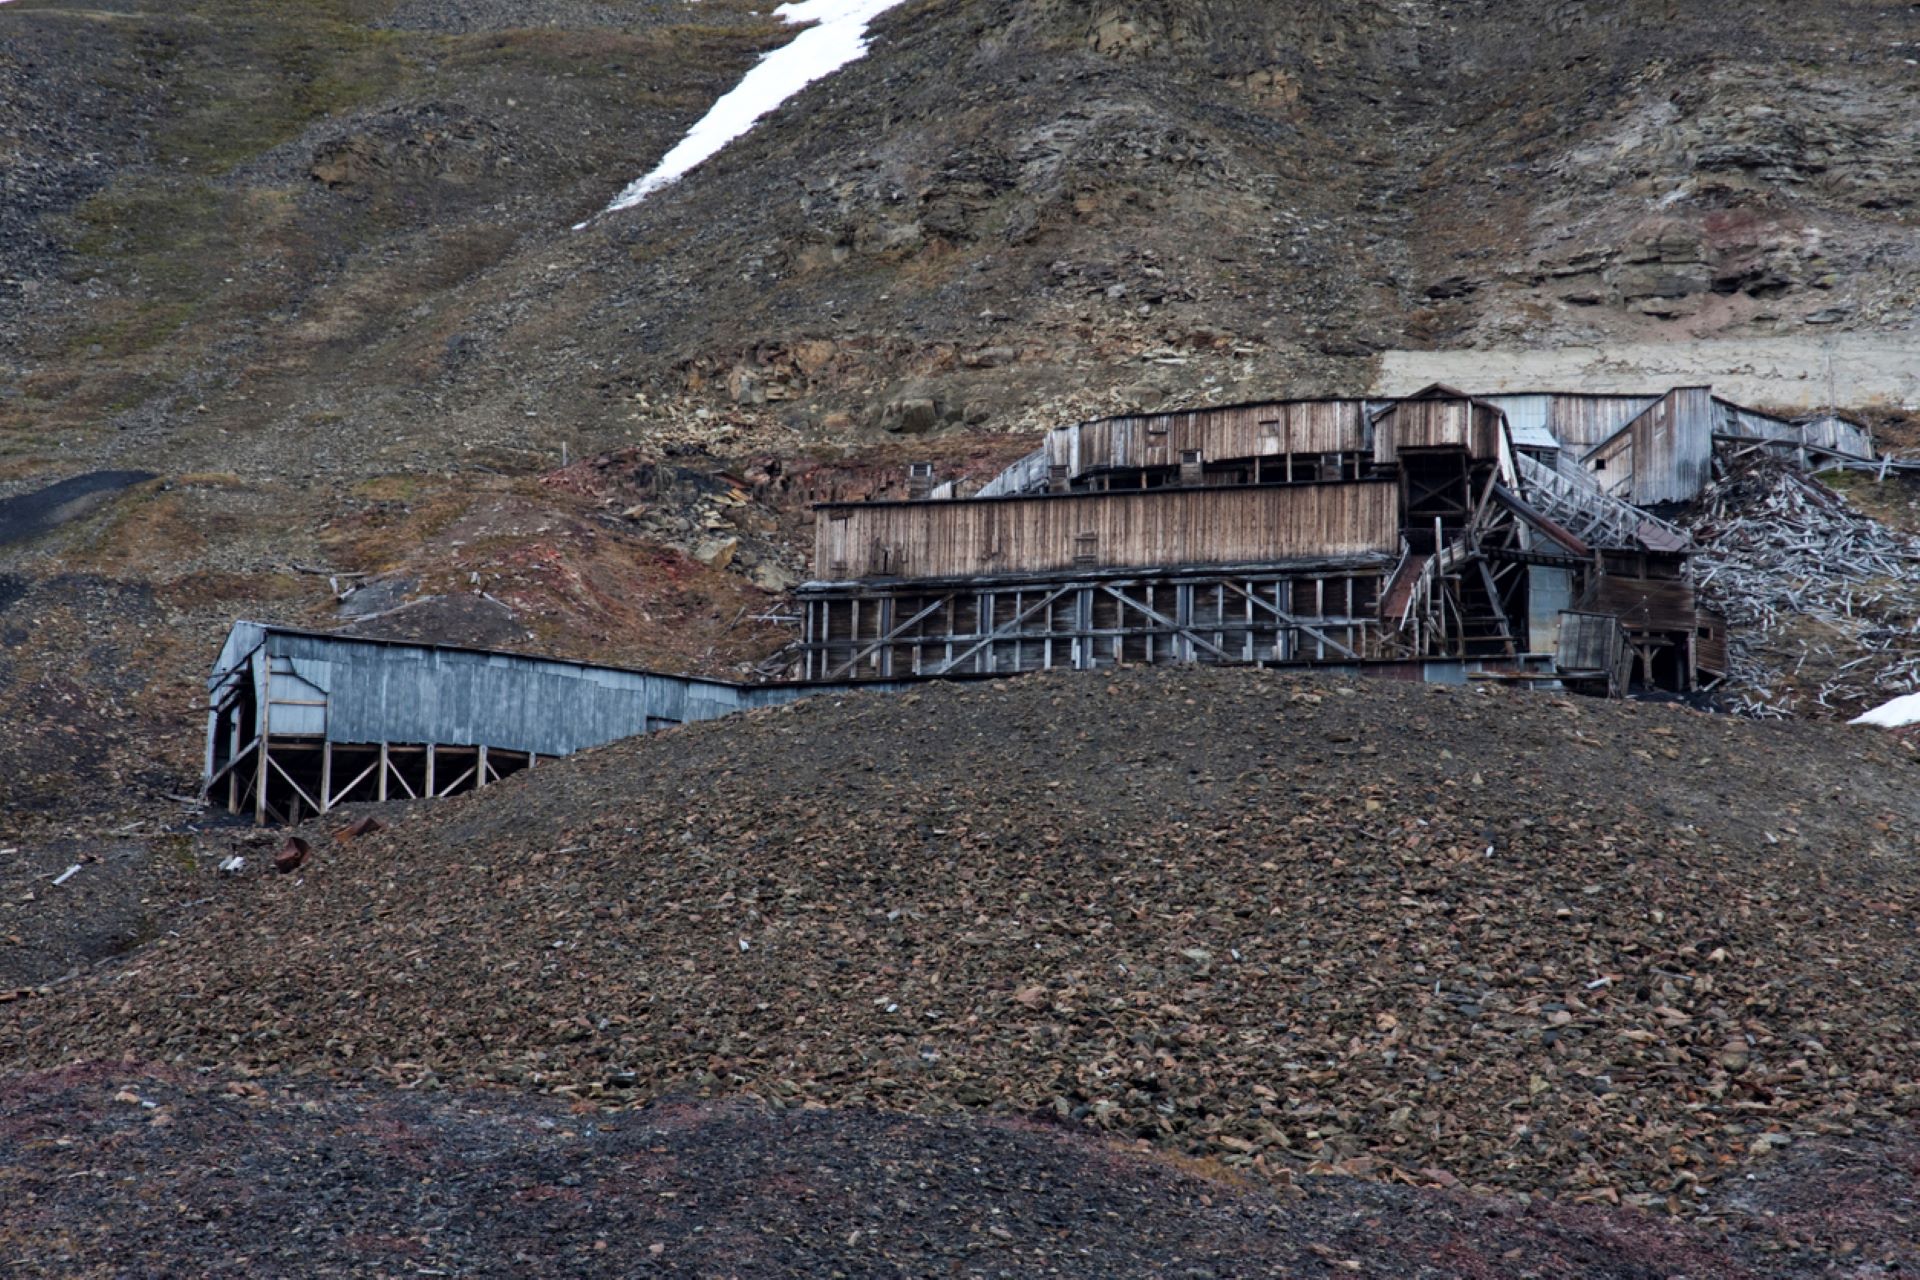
1686 457 1920 717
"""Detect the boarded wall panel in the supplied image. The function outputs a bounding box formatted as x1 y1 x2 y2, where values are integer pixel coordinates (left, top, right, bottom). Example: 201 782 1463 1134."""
1044 401 1372 475
1580 574 1700 630
1796 415 1873 458
815 482 1400 582
1373 400 1506 464
1547 395 1660 448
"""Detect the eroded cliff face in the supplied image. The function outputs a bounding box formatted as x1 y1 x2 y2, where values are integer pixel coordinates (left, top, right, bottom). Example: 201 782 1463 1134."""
4 0 1911 471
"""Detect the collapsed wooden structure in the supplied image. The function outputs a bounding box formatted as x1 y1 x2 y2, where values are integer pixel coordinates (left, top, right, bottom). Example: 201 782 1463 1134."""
798 385 1871 692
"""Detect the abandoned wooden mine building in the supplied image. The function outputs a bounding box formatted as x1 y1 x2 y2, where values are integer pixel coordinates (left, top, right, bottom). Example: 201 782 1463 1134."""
797 384 1873 691
204 383 1880 821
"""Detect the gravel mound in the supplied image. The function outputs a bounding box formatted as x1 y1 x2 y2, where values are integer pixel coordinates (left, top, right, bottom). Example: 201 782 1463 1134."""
6 669 1919 1211
4 1065 1910 1277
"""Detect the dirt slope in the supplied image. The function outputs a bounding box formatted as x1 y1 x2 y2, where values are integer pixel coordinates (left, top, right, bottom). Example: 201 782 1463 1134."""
8 669 1917 1212
6 1064 1914 1278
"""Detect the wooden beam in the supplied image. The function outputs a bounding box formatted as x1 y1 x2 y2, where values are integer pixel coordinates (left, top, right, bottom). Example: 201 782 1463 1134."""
203 735 260 797
255 740 269 826
1216 581 1363 660
821 594 958 678
266 751 322 819
330 754 380 809
385 748 417 800
940 584 1076 672
1098 584 1234 662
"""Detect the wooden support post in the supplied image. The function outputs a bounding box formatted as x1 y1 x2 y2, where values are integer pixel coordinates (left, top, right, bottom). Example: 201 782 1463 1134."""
425 743 436 798
378 743 389 802
256 688 271 825
227 710 241 814
266 752 323 818
320 741 333 814
255 740 269 825
477 744 490 787
329 754 380 808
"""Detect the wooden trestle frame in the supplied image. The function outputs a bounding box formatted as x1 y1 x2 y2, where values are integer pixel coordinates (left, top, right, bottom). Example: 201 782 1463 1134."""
203 729 537 825
799 568 1388 681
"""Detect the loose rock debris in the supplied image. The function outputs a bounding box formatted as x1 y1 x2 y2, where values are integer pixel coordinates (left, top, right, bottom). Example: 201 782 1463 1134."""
5 669 1919 1219
1 1066 1913 1278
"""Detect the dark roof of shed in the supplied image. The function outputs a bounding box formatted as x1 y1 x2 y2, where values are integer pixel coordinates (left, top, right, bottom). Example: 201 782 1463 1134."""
218 621 793 691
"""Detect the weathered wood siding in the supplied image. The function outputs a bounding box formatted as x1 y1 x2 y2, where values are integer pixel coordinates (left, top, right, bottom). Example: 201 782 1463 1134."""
1372 399 1506 464
1579 573 1700 631
1795 414 1874 458
1045 400 1372 474
1546 395 1662 449
1587 387 1714 505
814 482 1400 582
1714 400 1875 463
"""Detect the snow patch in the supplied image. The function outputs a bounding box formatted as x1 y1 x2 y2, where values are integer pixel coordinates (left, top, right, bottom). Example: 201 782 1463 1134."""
578 0 908 227
1852 691 1920 728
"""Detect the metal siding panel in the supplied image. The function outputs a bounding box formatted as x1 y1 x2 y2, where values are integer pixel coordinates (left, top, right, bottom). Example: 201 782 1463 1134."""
1483 395 1556 451
1528 566 1573 653
209 622 267 694
216 627 925 784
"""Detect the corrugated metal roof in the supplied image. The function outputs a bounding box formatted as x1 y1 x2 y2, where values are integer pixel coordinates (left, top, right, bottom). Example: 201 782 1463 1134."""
209 622 921 761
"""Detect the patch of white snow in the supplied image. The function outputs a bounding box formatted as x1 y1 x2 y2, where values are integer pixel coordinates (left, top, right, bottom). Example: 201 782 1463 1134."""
577 0 907 228
1851 691 1920 728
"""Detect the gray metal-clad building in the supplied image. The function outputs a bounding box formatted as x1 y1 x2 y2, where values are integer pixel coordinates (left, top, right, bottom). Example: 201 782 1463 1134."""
205 622 912 823
1582 387 1717 507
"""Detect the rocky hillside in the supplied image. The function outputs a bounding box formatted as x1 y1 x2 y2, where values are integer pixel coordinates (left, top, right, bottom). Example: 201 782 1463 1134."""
2 0 1916 824
6 0 1915 468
